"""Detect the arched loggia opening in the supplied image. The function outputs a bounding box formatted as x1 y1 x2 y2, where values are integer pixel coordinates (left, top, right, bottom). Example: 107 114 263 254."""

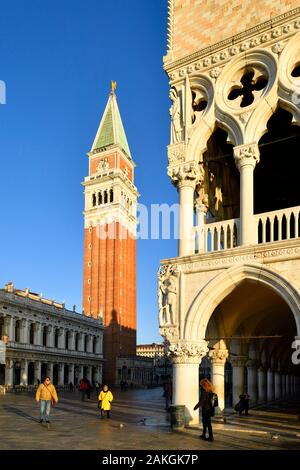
256 107 300 215
202 127 240 222
205 279 298 411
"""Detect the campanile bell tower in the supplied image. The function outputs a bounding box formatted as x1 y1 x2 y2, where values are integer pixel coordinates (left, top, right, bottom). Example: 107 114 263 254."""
82 83 138 384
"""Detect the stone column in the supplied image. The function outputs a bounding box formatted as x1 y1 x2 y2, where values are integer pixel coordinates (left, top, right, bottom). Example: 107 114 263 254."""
293 376 297 395
77 333 84 352
98 365 103 384
34 361 41 385
168 163 199 257
285 375 290 396
47 363 53 381
234 143 260 246
58 328 66 349
168 340 208 425
3 316 14 342
178 180 195 256
68 364 75 384
58 364 64 386
47 325 54 348
86 365 92 383
69 331 76 351
20 319 29 344
195 199 207 253
77 364 84 380
87 335 93 353
231 356 247 407
281 374 286 397
20 359 28 386
246 359 258 404
209 348 228 413
258 367 267 403
274 371 282 400
95 336 101 355
5 359 14 387
267 368 275 402
34 322 42 346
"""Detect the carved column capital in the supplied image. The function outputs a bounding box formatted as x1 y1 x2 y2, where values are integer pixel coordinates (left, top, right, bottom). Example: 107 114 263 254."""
167 142 186 166
233 143 260 170
6 359 13 369
246 358 259 369
33 322 41 332
167 340 208 364
209 348 229 364
230 355 248 368
159 326 179 343
167 161 202 189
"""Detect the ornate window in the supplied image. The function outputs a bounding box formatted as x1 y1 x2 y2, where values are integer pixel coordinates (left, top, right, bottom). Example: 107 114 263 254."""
228 68 268 108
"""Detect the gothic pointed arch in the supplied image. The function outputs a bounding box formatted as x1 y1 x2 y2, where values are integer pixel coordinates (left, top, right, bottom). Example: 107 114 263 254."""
184 263 300 340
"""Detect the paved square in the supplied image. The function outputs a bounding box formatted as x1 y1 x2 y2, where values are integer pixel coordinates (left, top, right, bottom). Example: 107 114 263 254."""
0 387 299 450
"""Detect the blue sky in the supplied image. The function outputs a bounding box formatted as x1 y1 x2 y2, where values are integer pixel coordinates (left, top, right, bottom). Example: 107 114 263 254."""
0 0 177 343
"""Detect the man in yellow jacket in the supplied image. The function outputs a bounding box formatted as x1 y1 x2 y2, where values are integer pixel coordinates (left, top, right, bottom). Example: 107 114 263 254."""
98 384 113 419
36 376 58 423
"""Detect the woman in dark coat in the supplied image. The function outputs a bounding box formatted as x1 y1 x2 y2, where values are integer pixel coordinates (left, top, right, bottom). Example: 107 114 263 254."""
194 378 215 441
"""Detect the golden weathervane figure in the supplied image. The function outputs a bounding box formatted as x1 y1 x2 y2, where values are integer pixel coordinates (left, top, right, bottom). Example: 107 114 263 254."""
111 80 117 94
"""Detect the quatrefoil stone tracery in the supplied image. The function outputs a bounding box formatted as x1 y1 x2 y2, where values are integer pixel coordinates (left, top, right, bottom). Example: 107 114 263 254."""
228 68 268 108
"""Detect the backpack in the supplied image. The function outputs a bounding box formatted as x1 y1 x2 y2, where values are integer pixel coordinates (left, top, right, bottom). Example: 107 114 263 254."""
210 393 218 408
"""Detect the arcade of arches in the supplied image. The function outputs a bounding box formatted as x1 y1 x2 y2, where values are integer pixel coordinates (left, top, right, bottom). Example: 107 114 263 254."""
0 284 104 388
160 6 300 425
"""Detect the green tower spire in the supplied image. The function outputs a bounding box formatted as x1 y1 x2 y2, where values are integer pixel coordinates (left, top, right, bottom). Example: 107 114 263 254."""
91 83 132 159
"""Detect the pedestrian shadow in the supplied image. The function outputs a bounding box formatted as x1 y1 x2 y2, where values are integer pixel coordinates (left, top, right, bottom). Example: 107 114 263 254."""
2 405 38 423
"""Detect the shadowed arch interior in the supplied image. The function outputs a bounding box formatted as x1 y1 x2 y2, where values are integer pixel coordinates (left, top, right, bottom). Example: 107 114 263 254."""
205 279 297 371
255 107 300 215
202 127 240 221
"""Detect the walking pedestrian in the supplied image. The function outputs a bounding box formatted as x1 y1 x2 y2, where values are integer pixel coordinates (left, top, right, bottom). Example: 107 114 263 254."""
79 378 87 401
35 376 58 424
238 393 250 415
86 379 92 399
98 384 113 419
194 378 216 442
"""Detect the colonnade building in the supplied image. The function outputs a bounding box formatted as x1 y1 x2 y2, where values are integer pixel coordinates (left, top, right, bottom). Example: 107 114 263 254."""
159 0 300 425
0 283 104 388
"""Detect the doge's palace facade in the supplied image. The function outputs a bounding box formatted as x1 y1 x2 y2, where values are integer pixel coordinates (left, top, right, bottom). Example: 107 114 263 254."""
159 1 300 425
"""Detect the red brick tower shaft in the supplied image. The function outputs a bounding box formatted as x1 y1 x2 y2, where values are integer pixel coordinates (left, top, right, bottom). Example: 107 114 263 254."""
82 86 138 385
